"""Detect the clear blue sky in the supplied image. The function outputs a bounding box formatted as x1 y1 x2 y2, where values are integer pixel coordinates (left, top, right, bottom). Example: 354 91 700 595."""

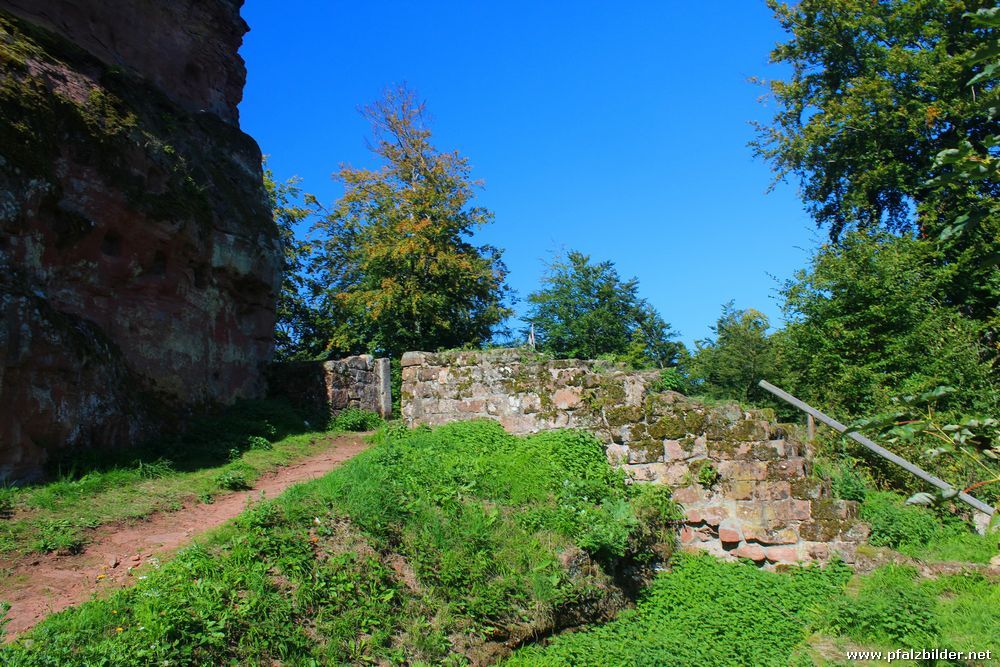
238 1 825 348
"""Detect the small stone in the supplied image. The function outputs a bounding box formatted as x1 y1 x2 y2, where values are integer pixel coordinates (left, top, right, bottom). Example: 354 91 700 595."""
671 485 704 505
734 543 766 561
718 519 743 544
109 557 120 569
765 546 800 563
727 480 754 500
664 440 688 461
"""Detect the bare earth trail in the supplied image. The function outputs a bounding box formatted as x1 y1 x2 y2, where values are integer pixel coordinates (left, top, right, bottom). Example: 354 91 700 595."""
1 433 370 639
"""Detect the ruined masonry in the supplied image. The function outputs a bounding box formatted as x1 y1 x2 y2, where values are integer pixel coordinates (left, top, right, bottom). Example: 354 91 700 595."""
402 349 869 567
267 355 393 421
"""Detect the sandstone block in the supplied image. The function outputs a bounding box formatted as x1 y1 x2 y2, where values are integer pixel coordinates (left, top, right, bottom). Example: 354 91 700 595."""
552 387 582 410
743 524 798 545
734 543 767 561
605 444 629 466
718 460 768 481
768 458 806 480
401 351 425 367
755 481 791 501
718 519 743 544
671 485 705 505
765 545 800 563
664 439 689 461
726 480 755 501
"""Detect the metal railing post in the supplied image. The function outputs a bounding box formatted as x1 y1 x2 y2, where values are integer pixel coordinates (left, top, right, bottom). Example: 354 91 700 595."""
758 380 995 517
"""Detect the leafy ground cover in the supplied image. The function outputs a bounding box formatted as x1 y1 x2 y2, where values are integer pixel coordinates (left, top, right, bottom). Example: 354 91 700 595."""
0 420 679 665
506 554 999 667
0 400 376 557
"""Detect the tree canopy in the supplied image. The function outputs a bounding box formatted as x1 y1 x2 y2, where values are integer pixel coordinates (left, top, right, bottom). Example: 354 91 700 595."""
306 86 512 359
524 251 681 368
753 0 998 240
690 303 779 404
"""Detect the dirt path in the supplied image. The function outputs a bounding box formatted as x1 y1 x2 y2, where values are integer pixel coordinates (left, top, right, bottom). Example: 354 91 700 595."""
1 433 370 639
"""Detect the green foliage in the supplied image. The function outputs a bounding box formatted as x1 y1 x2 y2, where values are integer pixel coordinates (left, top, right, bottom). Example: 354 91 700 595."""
328 408 383 432
927 8 1000 247
777 232 997 417
525 251 682 368
853 386 1000 505
31 519 86 554
754 0 997 241
3 421 679 665
756 0 1000 379
861 491 952 549
245 435 272 452
309 85 512 359
690 302 780 404
826 566 940 645
0 486 14 518
507 553 853 667
215 465 253 492
264 160 326 361
649 367 688 394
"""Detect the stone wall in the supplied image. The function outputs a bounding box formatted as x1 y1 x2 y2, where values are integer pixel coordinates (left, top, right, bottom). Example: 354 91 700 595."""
0 1 280 480
401 349 869 566
268 356 392 421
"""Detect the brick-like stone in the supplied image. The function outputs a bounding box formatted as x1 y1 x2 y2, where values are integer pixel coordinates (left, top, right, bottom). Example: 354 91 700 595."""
718 519 743 544
755 481 791 501
664 439 689 461
768 458 806 480
727 480 755 500
671 484 705 505
552 387 582 410
718 461 768 481
765 545 800 563
734 543 767 561
743 524 799 545
605 444 629 466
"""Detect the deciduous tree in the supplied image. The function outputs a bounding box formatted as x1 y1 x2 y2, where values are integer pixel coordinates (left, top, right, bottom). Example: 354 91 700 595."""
310 86 512 358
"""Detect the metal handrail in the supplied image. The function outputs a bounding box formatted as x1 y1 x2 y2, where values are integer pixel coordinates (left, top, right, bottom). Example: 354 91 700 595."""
758 380 995 517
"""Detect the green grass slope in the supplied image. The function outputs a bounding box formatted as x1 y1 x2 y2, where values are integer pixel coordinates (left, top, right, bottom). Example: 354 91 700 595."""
1 420 678 665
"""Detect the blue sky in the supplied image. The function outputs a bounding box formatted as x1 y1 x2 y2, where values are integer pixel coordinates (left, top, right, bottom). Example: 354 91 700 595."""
239 1 825 348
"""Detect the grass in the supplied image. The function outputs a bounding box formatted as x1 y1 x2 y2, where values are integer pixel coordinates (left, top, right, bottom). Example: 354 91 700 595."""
507 555 1000 667
1 420 680 665
0 400 379 557
506 553 854 667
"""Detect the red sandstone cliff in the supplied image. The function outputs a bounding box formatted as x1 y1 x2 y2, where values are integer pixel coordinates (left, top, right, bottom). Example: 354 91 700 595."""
0 0 281 480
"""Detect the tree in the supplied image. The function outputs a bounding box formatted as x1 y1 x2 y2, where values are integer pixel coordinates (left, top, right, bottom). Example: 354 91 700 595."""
753 0 998 240
264 161 325 361
524 251 681 367
777 231 997 416
755 0 999 373
690 303 779 404
310 86 512 358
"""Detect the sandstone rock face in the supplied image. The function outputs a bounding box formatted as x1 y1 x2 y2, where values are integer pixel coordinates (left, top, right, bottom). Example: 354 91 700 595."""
0 1 280 480
402 349 869 567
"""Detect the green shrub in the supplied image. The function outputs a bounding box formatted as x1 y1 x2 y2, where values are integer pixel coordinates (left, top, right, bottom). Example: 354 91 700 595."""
329 408 383 432
246 435 272 451
31 519 86 554
3 421 675 665
215 465 253 491
0 487 14 518
650 367 687 394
